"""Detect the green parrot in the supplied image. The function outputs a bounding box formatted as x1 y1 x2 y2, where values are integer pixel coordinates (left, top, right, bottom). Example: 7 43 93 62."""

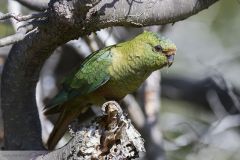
44 31 177 149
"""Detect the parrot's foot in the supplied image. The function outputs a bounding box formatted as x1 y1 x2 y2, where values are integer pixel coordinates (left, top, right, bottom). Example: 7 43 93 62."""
101 100 123 115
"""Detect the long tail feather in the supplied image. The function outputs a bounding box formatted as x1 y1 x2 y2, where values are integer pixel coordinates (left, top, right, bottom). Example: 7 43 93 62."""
47 106 80 150
44 104 63 115
44 90 69 115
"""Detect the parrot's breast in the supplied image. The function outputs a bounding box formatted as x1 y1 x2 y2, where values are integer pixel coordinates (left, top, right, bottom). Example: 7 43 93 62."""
96 60 151 100
96 76 147 100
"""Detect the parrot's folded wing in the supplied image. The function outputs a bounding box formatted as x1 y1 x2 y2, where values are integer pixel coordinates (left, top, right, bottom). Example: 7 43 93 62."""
44 47 113 114
65 47 113 91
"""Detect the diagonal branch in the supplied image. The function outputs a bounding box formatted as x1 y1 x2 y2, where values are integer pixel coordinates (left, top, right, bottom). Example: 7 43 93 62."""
1 0 219 150
14 0 49 11
0 11 48 22
0 11 48 47
0 28 27 47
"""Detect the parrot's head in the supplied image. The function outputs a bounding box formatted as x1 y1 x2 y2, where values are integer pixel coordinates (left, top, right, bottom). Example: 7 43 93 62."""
132 31 177 70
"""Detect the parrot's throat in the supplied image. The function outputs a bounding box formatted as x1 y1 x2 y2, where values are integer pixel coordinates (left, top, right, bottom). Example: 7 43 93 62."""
108 51 152 98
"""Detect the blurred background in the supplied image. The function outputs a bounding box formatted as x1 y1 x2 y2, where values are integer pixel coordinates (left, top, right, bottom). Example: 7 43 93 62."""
1 0 240 159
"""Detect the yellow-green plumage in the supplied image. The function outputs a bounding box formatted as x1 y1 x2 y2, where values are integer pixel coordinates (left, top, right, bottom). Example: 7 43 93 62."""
44 31 177 149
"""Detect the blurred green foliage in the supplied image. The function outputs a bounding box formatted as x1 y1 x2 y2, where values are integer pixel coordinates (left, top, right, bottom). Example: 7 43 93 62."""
0 0 7 12
0 0 14 38
212 0 240 48
0 23 13 38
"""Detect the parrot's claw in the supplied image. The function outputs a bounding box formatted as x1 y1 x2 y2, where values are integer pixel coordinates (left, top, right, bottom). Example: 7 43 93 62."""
102 101 123 116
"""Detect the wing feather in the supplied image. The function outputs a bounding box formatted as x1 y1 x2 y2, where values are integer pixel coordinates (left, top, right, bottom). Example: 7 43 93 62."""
45 46 113 111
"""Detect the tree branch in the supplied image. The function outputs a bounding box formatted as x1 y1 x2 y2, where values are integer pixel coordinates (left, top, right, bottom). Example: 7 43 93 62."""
142 71 165 160
1 0 219 150
14 0 49 11
0 28 27 47
0 11 48 47
90 0 219 27
8 0 23 32
0 12 47 21
35 101 145 159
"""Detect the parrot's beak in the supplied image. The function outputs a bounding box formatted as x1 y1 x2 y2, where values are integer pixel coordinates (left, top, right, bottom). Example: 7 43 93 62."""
163 49 176 67
167 55 174 67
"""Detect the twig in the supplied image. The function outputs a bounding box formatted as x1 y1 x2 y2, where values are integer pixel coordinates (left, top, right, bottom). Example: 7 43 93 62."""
211 72 240 112
0 11 48 22
0 11 48 47
206 89 229 119
210 114 240 135
123 94 145 129
8 0 23 32
35 101 145 160
193 114 240 150
0 28 27 47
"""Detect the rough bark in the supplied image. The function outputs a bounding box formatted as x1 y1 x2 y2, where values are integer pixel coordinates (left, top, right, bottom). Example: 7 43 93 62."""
35 101 145 160
1 0 219 150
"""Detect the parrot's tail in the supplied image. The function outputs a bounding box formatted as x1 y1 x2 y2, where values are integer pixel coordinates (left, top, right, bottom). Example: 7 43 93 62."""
47 105 80 150
44 104 63 115
44 90 69 115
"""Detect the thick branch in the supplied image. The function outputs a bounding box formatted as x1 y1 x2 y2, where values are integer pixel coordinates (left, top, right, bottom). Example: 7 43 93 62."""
91 0 219 27
36 101 145 159
1 0 219 150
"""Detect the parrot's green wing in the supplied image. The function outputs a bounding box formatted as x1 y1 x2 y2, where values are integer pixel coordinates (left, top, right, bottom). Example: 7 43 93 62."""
45 46 114 113
64 47 113 92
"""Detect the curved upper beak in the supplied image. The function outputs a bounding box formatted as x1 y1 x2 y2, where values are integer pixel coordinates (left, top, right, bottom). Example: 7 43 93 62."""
163 49 176 67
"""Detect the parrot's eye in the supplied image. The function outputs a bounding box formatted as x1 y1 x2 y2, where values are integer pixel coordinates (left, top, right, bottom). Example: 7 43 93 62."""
153 45 163 52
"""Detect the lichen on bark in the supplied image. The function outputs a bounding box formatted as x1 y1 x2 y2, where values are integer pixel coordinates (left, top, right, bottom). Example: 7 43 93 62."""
36 101 145 160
